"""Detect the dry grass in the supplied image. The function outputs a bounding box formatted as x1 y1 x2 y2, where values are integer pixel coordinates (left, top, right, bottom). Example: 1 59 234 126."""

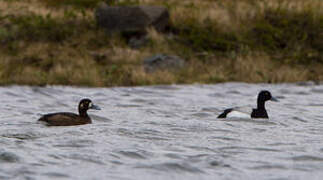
0 0 93 19
0 0 322 86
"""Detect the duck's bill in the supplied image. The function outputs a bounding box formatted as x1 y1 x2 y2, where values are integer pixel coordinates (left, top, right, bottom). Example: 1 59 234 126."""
90 104 101 110
270 97 279 102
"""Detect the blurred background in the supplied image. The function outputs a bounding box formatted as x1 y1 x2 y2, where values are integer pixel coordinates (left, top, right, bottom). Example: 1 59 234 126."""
0 0 322 86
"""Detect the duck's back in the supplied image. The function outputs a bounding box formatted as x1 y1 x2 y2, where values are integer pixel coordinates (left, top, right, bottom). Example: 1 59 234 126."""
217 108 234 118
38 112 91 126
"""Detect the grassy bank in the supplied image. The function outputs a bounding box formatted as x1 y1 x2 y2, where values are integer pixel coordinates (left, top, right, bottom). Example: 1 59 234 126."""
0 0 322 86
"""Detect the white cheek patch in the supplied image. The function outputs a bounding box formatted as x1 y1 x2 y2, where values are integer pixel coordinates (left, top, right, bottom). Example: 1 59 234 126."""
89 102 92 108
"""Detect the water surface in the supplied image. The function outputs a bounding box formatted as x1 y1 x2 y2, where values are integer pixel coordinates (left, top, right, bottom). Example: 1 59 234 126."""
1 83 323 180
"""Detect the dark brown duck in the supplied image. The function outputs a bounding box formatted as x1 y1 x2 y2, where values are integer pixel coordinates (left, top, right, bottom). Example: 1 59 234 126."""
38 99 101 126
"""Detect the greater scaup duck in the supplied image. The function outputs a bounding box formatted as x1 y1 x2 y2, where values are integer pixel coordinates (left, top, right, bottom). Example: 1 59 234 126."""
38 99 101 126
217 90 278 119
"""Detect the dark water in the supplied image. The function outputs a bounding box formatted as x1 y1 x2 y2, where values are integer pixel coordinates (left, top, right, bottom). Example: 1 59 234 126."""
1 83 323 180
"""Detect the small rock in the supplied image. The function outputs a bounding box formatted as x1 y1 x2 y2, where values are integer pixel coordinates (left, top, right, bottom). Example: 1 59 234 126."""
128 36 148 49
143 54 185 73
95 3 169 34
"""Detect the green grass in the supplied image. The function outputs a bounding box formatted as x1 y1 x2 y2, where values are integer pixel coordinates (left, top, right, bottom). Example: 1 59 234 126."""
42 0 103 9
175 18 241 53
0 10 102 54
173 5 323 64
249 8 323 63
41 0 141 9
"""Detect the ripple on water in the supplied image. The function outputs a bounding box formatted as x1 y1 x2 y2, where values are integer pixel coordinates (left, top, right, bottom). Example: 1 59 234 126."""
292 116 308 123
164 153 184 160
296 81 316 86
1 132 43 140
149 85 181 90
207 93 224 97
184 146 217 153
250 164 288 170
217 146 249 155
247 147 282 152
130 98 149 103
136 162 204 173
42 172 70 178
1 84 323 180
267 142 297 146
116 104 142 108
89 115 112 122
118 150 153 160
13 167 37 176
4 91 22 97
212 128 237 134
291 155 323 162
218 146 282 153
53 139 96 148
210 162 232 169
209 136 241 142
61 153 105 165
227 90 241 94
0 175 10 180
134 134 170 141
220 118 277 125
0 151 20 163
190 112 212 118
311 88 323 93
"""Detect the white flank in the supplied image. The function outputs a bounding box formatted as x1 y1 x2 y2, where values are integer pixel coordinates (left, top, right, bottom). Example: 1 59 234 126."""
226 110 251 118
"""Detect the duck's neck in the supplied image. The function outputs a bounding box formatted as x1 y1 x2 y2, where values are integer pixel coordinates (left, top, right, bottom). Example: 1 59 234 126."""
79 109 89 117
257 98 266 110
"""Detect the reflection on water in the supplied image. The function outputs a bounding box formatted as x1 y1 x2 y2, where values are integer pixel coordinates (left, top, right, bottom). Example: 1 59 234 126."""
0 83 323 180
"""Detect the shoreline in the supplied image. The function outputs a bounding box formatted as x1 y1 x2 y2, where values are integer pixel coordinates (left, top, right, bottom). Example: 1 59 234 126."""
0 0 322 86
0 81 320 88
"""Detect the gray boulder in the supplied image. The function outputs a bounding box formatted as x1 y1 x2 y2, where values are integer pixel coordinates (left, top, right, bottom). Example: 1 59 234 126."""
95 3 169 33
143 54 185 73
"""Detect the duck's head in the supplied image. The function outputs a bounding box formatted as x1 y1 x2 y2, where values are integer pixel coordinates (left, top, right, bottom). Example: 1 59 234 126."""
79 99 101 115
258 90 278 102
